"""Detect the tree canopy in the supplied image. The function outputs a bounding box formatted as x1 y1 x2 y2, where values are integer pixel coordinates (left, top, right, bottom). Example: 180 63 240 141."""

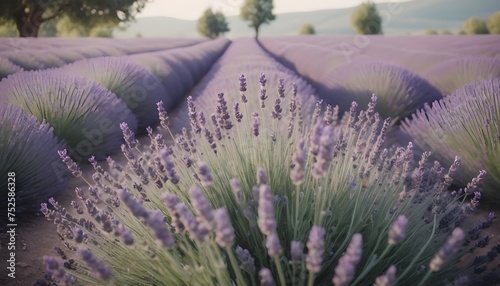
240 0 275 39
350 2 383 35
486 11 500 34
0 0 148 37
299 23 316 35
463 17 489 34
197 8 229 39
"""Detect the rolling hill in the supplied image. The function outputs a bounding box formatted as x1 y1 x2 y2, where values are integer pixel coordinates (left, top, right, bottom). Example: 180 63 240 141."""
114 0 500 38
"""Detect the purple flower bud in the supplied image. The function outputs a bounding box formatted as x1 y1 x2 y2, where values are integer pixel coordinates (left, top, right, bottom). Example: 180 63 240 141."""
252 112 260 136
278 79 285 98
43 256 66 279
236 245 256 274
230 178 243 202
159 147 180 184
464 170 487 195
175 203 200 240
58 149 81 177
388 215 408 245
374 265 397 286
291 240 303 263
257 168 268 186
312 125 335 178
214 207 235 247
239 74 247 92
258 184 276 236
306 226 326 273
74 227 85 243
266 232 282 257
333 233 363 286
157 101 169 129
259 268 275 286
147 210 175 248
430 228 465 271
234 103 243 123
120 122 138 149
118 189 148 219
78 247 112 280
197 161 214 188
189 185 214 228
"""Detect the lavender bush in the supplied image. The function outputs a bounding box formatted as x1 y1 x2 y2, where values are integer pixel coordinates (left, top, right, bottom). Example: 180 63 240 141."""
401 78 500 205
424 57 500 95
61 57 167 130
42 74 498 285
0 70 137 161
318 61 442 122
0 56 22 79
0 104 68 215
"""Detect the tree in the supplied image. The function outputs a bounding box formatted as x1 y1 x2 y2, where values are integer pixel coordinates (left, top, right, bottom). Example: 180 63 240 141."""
0 0 148 37
350 2 383 35
240 0 275 39
425 28 438 35
197 8 229 39
299 23 315 35
486 11 500 34
463 17 489 34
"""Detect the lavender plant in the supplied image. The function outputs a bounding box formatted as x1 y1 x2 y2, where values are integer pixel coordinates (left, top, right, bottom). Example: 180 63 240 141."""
318 61 442 122
0 104 68 215
42 75 498 285
61 57 167 130
401 78 500 205
0 56 22 79
0 70 138 161
424 57 500 95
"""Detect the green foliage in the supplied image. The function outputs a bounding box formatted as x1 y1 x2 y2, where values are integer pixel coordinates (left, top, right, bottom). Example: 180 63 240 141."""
240 0 275 38
463 17 489 34
0 0 148 37
55 15 115 37
197 8 230 39
299 23 315 35
41 76 497 286
486 11 500 34
424 28 438 35
0 23 17 36
350 2 383 35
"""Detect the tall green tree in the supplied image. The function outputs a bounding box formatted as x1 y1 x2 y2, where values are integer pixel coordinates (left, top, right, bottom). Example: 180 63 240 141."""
350 2 383 35
0 0 148 37
240 0 275 39
299 23 315 35
197 8 229 39
463 17 489 34
486 11 500 34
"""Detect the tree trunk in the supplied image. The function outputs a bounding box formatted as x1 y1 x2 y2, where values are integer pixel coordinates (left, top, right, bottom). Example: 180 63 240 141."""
13 4 45 37
255 26 259 39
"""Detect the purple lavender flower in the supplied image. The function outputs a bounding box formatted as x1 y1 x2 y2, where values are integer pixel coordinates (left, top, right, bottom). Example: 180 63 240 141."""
332 233 363 286
147 210 175 248
430 228 465 271
214 207 235 247
118 189 148 219
312 125 335 178
291 240 303 263
257 168 268 186
388 215 408 245
58 149 82 177
258 184 276 236
305 226 326 273
252 112 260 136
236 245 256 274
239 74 247 92
374 265 397 286
259 268 275 286
78 247 112 280
175 203 201 241
189 185 214 228
266 232 282 257
197 161 214 188
159 147 180 184
162 193 185 233
278 78 286 98
230 178 243 202
43 256 66 279
157 101 169 129
120 122 139 149
234 102 244 122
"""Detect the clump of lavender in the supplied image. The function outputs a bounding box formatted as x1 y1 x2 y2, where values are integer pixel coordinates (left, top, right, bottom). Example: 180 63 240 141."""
401 78 500 205
41 72 498 285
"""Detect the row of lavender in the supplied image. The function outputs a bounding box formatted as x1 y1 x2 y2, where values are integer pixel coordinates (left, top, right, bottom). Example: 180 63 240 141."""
40 38 499 285
260 35 500 205
0 37 205 77
0 38 230 215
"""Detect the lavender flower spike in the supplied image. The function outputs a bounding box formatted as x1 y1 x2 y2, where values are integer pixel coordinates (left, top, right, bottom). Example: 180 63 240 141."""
430 228 465 272
159 147 180 184
266 231 282 257
58 149 81 177
259 268 275 286
78 247 112 280
374 265 397 286
333 233 363 286
189 185 214 228
157 101 169 129
291 240 304 263
258 184 277 236
120 122 139 149
214 207 235 247
43 256 67 279
388 215 408 245
306 225 326 273
291 138 306 185
236 245 256 275
197 161 214 188
147 210 175 248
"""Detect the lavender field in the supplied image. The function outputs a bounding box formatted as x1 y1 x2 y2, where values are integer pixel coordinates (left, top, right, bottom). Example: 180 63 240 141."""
1 35 500 285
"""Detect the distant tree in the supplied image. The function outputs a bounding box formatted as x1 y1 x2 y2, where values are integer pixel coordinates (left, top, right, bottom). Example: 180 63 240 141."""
299 23 315 35
463 17 489 34
55 15 115 37
135 32 143 38
39 19 58 37
240 0 275 39
0 23 17 37
486 11 500 34
441 30 453 35
0 0 148 37
425 28 438 35
351 2 383 35
197 8 229 39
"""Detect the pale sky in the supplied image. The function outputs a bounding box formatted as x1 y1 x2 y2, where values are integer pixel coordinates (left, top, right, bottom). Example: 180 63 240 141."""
138 0 411 20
